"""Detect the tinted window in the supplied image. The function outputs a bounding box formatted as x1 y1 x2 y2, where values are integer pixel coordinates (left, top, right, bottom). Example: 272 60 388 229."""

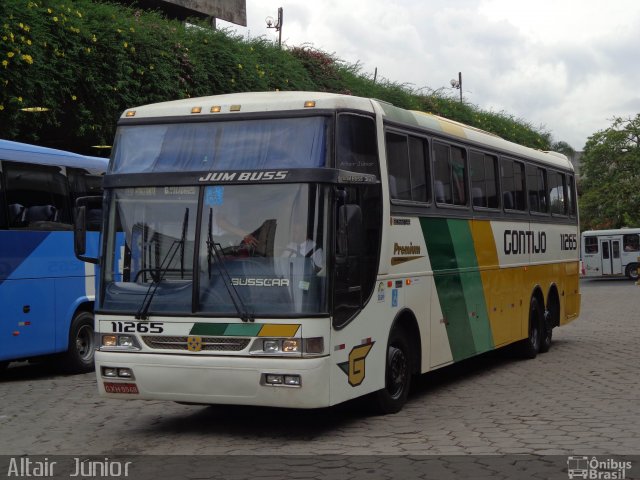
584 236 598 254
433 142 467 206
386 131 429 203
548 171 567 215
4 161 71 230
567 175 577 216
500 158 526 211
623 234 640 252
526 164 548 213
336 114 378 176
470 151 499 209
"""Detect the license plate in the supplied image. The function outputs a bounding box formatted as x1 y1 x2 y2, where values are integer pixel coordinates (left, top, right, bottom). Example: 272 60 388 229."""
104 382 139 394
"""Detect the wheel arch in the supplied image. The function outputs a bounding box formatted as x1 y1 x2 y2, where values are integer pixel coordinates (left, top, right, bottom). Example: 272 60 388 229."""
389 308 422 375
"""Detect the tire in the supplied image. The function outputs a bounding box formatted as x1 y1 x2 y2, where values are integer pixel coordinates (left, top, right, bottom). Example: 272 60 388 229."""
371 328 412 414
517 297 543 359
625 263 639 281
62 311 95 373
539 308 553 353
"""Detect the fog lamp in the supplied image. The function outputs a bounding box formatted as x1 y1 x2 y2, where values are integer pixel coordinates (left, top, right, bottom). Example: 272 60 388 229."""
284 375 301 386
102 335 117 347
265 374 283 385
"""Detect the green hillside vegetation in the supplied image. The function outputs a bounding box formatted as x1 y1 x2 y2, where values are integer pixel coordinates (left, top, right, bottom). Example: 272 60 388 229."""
1 0 555 155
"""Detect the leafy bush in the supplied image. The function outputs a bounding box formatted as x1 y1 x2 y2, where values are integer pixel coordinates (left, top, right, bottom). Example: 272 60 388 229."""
0 0 553 154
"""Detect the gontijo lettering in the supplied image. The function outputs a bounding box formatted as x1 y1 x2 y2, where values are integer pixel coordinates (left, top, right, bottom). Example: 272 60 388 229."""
504 230 547 254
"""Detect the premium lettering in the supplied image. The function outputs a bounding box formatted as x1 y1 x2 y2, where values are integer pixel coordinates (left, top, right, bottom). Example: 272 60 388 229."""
393 242 421 255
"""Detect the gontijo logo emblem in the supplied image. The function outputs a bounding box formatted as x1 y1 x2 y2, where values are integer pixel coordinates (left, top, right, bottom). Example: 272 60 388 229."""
338 340 375 387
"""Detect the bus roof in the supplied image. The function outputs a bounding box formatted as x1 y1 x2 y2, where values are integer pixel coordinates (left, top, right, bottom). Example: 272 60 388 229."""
0 139 108 171
120 91 573 171
582 228 640 236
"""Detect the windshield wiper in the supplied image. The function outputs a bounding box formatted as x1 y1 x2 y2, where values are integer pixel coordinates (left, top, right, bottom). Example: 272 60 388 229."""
206 208 254 323
135 208 189 320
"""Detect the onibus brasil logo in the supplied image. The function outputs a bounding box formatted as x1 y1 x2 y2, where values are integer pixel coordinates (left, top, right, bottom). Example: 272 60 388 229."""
567 456 632 479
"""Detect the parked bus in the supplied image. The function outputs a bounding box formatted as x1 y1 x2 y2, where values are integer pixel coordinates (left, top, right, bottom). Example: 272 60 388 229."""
581 228 640 280
75 92 580 413
0 139 107 372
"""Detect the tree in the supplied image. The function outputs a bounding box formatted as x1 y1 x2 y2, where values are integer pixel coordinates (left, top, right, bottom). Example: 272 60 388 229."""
580 115 640 230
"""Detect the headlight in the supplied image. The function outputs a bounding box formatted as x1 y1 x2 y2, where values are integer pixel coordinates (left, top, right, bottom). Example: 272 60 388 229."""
100 334 141 351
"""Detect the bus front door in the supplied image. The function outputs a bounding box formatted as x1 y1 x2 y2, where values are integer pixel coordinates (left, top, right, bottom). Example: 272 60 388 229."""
600 238 623 276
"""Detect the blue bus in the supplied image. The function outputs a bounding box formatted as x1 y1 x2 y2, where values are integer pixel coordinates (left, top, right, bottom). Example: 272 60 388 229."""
0 140 107 372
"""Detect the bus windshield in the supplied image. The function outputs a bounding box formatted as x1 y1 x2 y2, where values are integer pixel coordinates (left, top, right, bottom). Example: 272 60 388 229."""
109 117 329 174
102 184 329 316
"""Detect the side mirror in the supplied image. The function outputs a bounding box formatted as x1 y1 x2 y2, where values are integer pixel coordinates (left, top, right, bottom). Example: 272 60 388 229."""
74 196 101 264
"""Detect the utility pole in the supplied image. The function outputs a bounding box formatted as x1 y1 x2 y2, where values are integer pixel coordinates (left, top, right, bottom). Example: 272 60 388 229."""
450 72 463 103
266 7 283 48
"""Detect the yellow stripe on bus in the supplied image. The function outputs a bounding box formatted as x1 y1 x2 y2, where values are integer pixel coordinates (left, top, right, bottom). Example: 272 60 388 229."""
258 324 300 337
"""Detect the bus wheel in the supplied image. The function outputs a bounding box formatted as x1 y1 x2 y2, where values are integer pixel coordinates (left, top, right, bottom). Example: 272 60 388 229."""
62 311 95 373
372 328 412 414
625 263 639 280
517 297 543 359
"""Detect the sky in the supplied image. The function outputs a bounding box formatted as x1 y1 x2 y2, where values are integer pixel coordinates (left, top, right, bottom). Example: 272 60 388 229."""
218 0 640 151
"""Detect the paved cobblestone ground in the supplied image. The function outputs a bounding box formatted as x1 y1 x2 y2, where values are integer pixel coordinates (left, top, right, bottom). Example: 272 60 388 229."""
0 279 638 456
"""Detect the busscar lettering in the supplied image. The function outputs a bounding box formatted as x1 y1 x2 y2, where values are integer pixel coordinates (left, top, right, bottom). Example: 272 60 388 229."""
503 230 547 255
199 171 288 182
231 278 290 287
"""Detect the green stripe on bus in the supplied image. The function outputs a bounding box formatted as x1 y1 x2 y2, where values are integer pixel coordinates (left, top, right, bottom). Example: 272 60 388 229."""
421 218 474 361
447 220 494 354
189 323 228 336
189 323 262 336
420 218 494 361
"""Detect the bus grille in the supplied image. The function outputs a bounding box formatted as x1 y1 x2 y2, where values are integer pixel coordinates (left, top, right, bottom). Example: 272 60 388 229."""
141 336 250 352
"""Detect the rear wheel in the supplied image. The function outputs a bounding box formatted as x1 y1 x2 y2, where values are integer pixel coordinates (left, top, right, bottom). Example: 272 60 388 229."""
517 297 543 359
625 263 639 280
62 311 95 373
539 309 553 353
371 328 412 414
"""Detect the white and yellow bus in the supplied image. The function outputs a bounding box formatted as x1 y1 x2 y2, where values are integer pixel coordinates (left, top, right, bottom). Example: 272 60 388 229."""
75 92 581 413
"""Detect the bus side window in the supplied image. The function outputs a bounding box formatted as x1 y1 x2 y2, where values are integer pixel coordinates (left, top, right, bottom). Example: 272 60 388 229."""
386 131 430 203
526 164 548 214
68 167 104 231
470 151 499 209
500 157 526 211
623 234 639 252
584 237 598 254
0 168 7 229
4 161 72 230
567 175 577 216
434 142 467 206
